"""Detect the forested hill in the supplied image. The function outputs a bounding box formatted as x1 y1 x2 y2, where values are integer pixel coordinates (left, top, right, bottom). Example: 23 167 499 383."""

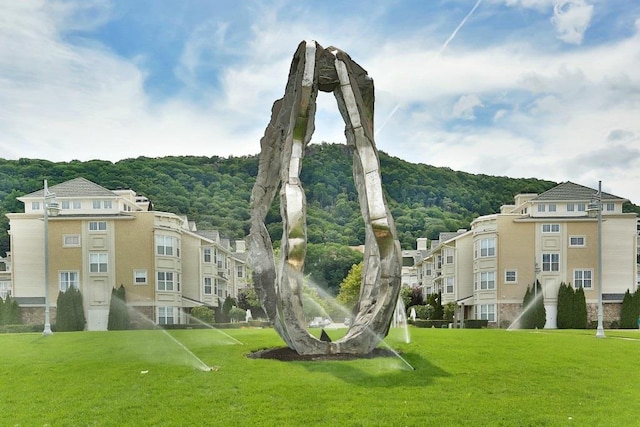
1 143 636 257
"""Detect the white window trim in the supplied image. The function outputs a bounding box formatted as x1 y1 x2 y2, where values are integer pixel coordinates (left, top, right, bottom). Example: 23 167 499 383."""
89 253 108 273
157 306 177 325
542 223 560 233
504 269 517 284
63 234 81 247
59 271 79 292
133 270 148 285
156 235 175 256
479 271 496 290
157 271 175 291
203 277 212 295
89 221 107 232
569 235 586 247
573 269 593 290
542 253 560 272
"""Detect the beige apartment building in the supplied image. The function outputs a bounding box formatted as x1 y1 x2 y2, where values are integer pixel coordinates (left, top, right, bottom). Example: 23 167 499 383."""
5 177 249 330
417 182 639 328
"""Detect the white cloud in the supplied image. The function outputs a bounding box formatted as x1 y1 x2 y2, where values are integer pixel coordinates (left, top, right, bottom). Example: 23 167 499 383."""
1 0 640 204
551 0 594 44
452 94 484 120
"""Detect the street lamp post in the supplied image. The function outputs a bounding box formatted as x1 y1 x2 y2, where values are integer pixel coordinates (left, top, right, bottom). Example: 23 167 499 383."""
588 181 605 338
42 180 58 336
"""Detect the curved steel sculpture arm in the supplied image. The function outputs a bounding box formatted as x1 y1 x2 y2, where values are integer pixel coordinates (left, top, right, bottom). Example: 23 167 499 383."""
248 41 401 355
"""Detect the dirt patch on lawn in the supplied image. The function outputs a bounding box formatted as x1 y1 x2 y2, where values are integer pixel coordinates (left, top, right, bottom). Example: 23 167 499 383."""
247 347 397 362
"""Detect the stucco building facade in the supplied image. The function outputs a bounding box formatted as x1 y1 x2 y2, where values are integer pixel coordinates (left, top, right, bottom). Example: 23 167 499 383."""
5 178 249 330
417 182 639 328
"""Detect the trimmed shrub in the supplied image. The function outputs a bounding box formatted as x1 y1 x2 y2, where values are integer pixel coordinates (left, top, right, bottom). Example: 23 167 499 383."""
1 295 22 325
56 287 86 331
229 306 246 323
574 287 588 329
620 289 635 328
556 282 572 329
465 319 489 328
443 302 456 322
108 285 130 330
191 306 214 324
520 283 546 329
411 319 449 328
427 291 444 320
408 305 430 320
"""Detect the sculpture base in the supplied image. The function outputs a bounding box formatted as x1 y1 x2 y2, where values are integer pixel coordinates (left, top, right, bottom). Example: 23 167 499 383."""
246 347 398 362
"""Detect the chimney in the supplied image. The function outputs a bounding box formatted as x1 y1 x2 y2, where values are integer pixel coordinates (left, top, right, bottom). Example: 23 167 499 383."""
416 238 428 251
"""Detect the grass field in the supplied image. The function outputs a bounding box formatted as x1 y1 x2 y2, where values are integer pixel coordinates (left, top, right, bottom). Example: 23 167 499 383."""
1 326 639 426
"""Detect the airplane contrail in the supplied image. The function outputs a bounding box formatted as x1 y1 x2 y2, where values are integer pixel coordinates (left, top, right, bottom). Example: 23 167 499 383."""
375 0 483 135
439 0 483 56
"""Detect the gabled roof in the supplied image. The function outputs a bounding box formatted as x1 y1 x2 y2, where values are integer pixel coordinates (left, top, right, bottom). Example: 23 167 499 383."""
21 177 116 198
532 181 625 202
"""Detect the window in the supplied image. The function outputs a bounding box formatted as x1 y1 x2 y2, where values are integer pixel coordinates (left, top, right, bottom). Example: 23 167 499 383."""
505 270 517 283
574 269 593 289
478 304 495 322
0 281 10 300
479 271 496 290
214 279 219 297
204 277 212 294
134 270 147 285
93 200 101 209
89 221 107 231
606 203 614 212
542 253 559 272
217 281 224 298
537 204 545 212
158 306 176 325
157 271 174 291
32 201 41 210
203 248 212 263
59 271 79 291
477 238 496 257
89 253 108 273
61 200 80 210
63 234 80 247
446 277 454 293
444 248 454 264
548 204 556 212
156 235 175 256
577 203 586 212
104 200 112 209
542 224 560 233
567 203 574 212
425 262 432 276
237 266 244 278
569 236 585 247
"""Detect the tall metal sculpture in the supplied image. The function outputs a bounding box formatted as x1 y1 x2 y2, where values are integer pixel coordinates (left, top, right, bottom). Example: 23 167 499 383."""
247 41 401 355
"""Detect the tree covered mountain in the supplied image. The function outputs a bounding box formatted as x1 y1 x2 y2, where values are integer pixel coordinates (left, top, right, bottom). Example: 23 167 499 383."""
2 143 638 259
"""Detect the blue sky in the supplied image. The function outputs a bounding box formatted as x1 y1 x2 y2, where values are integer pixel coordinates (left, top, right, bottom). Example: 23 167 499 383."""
1 0 640 204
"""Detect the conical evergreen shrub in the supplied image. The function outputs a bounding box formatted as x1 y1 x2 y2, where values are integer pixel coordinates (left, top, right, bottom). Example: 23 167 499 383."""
620 289 635 328
533 280 546 329
56 287 85 331
574 287 588 329
556 283 570 329
108 285 130 330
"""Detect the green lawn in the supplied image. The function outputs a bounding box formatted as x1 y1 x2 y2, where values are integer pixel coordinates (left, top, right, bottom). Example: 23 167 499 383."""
1 327 639 426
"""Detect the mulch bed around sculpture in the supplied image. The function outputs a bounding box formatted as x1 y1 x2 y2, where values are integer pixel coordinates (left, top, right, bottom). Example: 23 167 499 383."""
247 347 398 362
